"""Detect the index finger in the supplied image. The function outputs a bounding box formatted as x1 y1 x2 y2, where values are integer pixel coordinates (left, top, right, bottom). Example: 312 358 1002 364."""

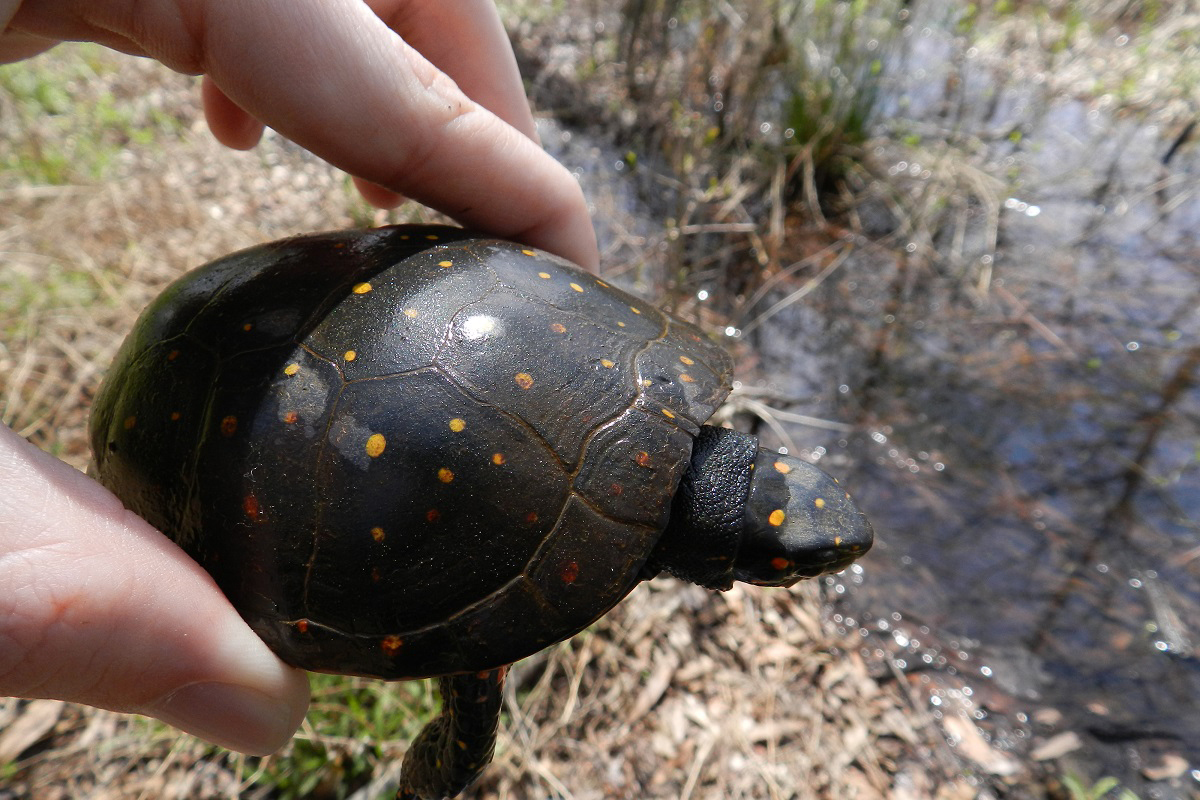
201 0 598 268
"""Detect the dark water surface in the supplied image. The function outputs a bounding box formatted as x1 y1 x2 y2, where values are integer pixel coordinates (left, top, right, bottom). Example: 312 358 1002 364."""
540 6 1199 795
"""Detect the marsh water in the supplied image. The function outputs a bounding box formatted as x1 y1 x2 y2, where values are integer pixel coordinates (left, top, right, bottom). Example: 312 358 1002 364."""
536 9 1200 796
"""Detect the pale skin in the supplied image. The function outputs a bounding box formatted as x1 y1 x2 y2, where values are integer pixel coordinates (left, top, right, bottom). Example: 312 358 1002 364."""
0 0 597 757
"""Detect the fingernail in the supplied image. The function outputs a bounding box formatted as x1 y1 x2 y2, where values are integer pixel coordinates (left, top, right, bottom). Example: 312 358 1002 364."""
152 682 298 755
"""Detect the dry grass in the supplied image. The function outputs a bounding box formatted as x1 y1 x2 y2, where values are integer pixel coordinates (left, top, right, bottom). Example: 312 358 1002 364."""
0 41 980 800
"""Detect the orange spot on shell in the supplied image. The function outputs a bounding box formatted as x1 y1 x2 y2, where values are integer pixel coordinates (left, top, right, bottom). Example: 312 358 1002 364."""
679 355 695 366
426 509 441 523
635 451 652 467
352 282 372 294
550 322 567 334
561 561 580 584
243 494 260 521
381 635 403 655
770 557 791 571
661 408 676 420
773 460 792 474
600 358 616 368
370 526 385 542
524 511 539 524
679 373 695 383
123 415 136 430
220 416 238 436
169 411 181 421
514 372 534 390
491 452 506 465
438 467 454 483
167 349 179 361
283 410 299 424
242 322 253 332
296 618 310 634
768 509 786 526
365 433 386 457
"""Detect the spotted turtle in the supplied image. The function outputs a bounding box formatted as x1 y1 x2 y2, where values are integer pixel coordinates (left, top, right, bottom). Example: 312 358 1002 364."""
89 224 873 799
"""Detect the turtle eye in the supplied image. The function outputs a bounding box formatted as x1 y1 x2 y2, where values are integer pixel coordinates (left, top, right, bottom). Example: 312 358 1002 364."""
734 451 873 586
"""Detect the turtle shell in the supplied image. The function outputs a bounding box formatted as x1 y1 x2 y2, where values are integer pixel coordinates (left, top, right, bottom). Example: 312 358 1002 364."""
90 225 734 679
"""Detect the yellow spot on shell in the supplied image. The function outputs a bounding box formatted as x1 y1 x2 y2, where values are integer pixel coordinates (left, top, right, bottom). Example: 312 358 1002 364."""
449 418 466 432
550 322 567 334
596 279 610 288
344 350 357 362
661 408 676 420
370 526 385 542
514 372 534 390
617 321 627 327
600 358 616 368
538 271 552 279
365 433 386 457
814 497 826 509
679 355 695 366
491 453 506 465
773 460 792 474
352 282 372 294
220 416 238 436
284 363 300 376
438 467 454 483
768 509 786 526
680 373 695 383
438 259 453 268
630 306 642 314
404 308 419 319
521 249 536 256
425 234 440 241
570 282 584 293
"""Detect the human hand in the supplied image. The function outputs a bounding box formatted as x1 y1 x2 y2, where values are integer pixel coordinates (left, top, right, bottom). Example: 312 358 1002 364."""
0 0 596 757
0 0 598 268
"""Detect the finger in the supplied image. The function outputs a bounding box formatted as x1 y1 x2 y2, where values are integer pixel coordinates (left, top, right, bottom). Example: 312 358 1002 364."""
197 0 597 269
201 76 264 150
352 175 407 209
0 425 311 755
367 0 539 141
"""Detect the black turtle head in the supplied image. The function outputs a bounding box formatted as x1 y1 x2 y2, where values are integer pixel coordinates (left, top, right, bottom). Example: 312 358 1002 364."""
650 426 872 590
733 450 873 587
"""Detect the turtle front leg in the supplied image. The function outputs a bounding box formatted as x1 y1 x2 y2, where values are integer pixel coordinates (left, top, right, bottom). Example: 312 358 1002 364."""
396 666 508 800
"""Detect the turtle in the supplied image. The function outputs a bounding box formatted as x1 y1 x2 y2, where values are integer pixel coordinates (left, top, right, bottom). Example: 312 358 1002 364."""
89 224 873 799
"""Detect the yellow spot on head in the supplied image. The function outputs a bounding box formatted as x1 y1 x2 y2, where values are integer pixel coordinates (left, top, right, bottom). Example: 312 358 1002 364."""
438 259 453 268
600 358 616 368
284 363 300 376
491 452 506 465
404 308 419 319
344 350 357 362
773 460 792 474
679 355 695 366
365 433 386 457
768 509 786 526
814 497 826 509
352 282 372 294
438 467 454 483
514 372 534 390
449 418 466 432
569 282 584 293
371 526 385 542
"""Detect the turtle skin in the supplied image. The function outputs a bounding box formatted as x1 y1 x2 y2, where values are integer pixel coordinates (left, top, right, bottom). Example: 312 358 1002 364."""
89 224 873 799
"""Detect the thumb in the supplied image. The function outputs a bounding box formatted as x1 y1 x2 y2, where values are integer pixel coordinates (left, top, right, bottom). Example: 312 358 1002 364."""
0 424 310 755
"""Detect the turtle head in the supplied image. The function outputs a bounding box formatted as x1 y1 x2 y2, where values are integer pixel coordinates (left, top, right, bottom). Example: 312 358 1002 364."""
733 449 874 587
651 425 872 590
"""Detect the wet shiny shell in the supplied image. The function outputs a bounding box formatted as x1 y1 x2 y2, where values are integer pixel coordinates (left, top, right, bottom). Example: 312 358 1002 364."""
90 225 734 679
